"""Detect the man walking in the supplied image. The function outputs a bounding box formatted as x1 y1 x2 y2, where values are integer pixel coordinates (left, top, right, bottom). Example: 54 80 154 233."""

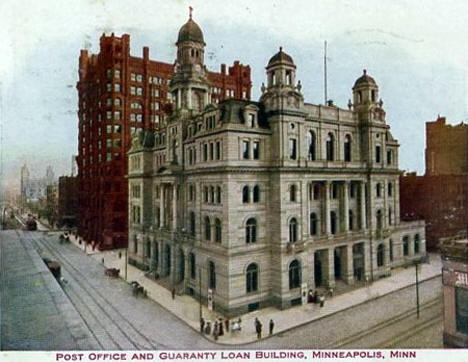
255 318 262 339
200 318 205 333
269 319 275 335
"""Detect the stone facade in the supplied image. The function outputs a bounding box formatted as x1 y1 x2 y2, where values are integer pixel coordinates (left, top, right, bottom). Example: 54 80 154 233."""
127 16 426 316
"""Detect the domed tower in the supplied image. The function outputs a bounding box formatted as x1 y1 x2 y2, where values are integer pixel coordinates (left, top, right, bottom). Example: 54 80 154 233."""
260 47 304 112
352 69 386 124
260 48 305 165
170 9 210 113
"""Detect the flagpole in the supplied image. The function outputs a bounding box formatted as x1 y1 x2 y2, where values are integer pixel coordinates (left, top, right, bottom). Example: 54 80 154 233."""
324 40 328 105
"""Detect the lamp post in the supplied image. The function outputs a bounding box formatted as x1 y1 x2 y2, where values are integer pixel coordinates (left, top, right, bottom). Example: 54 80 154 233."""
415 260 420 319
199 266 202 329
124 247 128 282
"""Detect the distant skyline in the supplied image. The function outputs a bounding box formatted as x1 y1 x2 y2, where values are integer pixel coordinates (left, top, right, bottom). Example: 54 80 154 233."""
2 0 468 192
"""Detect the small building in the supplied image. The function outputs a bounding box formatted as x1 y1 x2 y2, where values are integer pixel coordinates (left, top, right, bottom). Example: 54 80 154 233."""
58 176 78 228
441 234 468 347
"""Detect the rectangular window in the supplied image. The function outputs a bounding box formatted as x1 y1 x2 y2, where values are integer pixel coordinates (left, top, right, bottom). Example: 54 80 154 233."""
253 141 260 160
106 152 112 161
289 139 297 160
242 140 250 159
375 145 381 163
203 144 208 161
137 87 143 96
136 74 143 82
113 111 120 121
114 69 121 78
114 83 121 92
131 73 136 82
456 287 468 334
106 111 112 120
209 142 214 160
106 125 112 134
216 141 221 160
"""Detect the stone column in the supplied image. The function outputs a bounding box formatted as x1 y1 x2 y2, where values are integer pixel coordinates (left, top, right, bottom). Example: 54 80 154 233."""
326 248 335 288
172 184 177 231
345 244 354 285
324 181 331 235
360 181 367 230
343 181 350 232
383 181 388 229
205 91 209 107
364 241 371 280
160 184 165 228
177 89 181 109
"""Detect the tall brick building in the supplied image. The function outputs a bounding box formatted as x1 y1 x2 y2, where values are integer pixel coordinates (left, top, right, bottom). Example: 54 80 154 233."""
400 116 468 250
77 24 251 249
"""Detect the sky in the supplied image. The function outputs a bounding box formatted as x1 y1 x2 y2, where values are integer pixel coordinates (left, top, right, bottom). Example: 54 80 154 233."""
2 0 468 192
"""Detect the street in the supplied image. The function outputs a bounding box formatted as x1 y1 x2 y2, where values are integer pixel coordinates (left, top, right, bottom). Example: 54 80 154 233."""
2 229 443 349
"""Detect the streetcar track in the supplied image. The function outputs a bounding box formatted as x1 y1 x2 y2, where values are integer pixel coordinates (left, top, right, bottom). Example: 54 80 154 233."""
27 232 167 350
27 233 143 349
379 314 443 348
330 297 442 348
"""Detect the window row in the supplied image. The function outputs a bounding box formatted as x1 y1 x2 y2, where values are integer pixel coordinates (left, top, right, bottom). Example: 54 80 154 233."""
203 185 222 204
242 140 260 160
242 185 261 203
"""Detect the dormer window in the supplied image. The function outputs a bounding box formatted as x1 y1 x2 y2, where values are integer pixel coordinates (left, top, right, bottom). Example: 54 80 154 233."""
248 113 255 127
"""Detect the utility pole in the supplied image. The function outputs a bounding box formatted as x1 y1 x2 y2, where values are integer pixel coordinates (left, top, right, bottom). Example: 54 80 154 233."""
415 260 420 318
124 247 128 282
199 266 202 325
324 41 328 105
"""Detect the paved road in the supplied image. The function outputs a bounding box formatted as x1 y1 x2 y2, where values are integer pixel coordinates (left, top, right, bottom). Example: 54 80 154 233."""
11 230 443 350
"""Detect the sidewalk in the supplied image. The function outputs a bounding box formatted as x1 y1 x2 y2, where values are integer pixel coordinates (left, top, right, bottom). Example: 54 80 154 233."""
66 234 442 345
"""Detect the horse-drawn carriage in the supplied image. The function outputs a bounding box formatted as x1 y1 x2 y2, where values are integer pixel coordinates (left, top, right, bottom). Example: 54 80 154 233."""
104 267 120 277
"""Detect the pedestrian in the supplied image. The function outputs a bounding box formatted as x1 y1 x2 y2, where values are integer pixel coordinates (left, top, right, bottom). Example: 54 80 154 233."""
314 290 319 304
171 287 175 300
213 321 219 340
200 318 205 333
101 257 104 264
308 289 314 303
205 321 211 335
256 320 262 339
319 294 325 307
225 318 229 332
269 319 274 335
218 318 224 336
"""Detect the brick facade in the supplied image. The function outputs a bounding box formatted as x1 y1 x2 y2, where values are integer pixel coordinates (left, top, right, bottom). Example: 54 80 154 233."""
77 32 251 249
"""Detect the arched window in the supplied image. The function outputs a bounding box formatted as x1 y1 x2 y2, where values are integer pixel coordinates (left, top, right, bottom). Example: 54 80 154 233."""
133 234 138 254
357 91 362 103
376 209 382 230
388 207 393 225
216 186 221 204
414 234 420 254
204 216 211 241
289 218 298 242
310 213 318 235
326 133 335 161
215 218 222 243
246 263 258 293
253 185 260 203
377 243 384 267
146 239 151 258
349 210 354 230
388 182 393 197
403 236 409 256
190 252 196 279
289 259 301 289
246 218 257 244
290 184 297 202
155 207 160 227
242 186 250 203
209 261 216 289
344 135 352 162
307 131 316 161
330 211 337 234
389 239 394 261
189 212 196 236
